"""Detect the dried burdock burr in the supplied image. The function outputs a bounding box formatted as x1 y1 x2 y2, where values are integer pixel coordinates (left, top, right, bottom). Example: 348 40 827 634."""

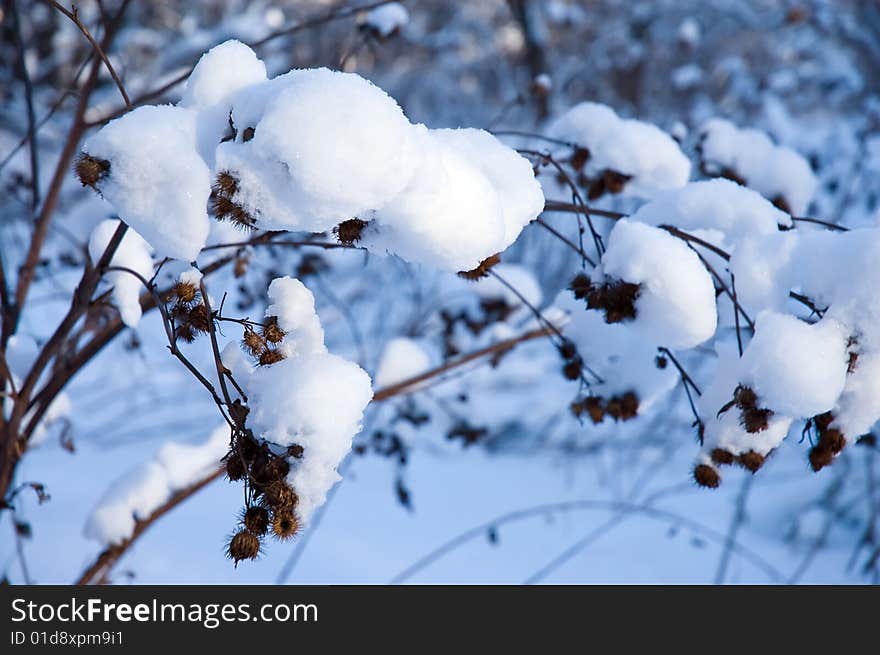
333 218 369 246
261 316 286 344
262 481 298 510
809 445 834 472
188 303 211 333
227 529 261 564
693 463 721 488
210 194 257 230
570 272 593 300
212 170 239 199
224 451 246 482
242 506 270 536
570 146 591 171
258 349 285 366
562 359 582 381
738 450 766 473
75 153 110 189
710 448 735 466
172 281 198 303
271 509 300 540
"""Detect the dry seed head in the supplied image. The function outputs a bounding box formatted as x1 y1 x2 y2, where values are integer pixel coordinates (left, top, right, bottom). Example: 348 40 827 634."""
818 428 846 454
188 303 211 333
262 481 298 509
259 349 286 366
174 323 196 343
710 448 735 466
227 529 261 563
809 445 834 472
242 506 270 536
570 146 590 171
211 194 257 231
693 464 720 488
584 396 605 424
172 281 198 303
570 273 593 300
262 316 286 344
562 359 582 381
738 450 766 473
225 452 246 481
271 509 300 541
75 153 110 189
213 170 239 199
242 329 266 357
242 126 255 142
333 218 369 246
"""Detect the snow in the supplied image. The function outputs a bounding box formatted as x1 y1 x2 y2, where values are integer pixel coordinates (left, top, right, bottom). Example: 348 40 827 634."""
430 129 545 251
556 292 678 412
366 128 507 271
629 179 791 247
375 338 431 388
87 219 154 327
699 118 818 214
545 102 691 197
82 105 211 262
218 68 422 232
597 220 718 349
264 276 325 359
698 343 794 459
363 2 409 37
834 352 880 437
240 277 373 521
83 41 543 273
180 40 267 111
84 425 229 545
741 312 849 418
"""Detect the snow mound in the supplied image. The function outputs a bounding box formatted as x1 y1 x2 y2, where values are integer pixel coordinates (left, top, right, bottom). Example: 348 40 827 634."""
598 220 717 349
88 219 154 327
699 118 818 215
545 101 691 197
242 277 373 521
82 105 211 262
84 425 228 544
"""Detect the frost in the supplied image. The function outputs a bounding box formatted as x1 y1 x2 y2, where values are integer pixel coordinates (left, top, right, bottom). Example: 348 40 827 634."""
699 118 818 214
545 102 691 197
597 220 717 349
88 219 154 327
375 337 431 388
84 425 229 545
83 106 211 261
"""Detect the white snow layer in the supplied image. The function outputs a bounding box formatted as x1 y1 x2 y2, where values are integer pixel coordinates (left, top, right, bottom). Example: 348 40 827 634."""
82 105 211 262
363 2 409 37
598 220 718 349
84 425 229 544
85 41 543 273
241 277 373 522
545 101 691 197
88 219 154 327
699 118 818 214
